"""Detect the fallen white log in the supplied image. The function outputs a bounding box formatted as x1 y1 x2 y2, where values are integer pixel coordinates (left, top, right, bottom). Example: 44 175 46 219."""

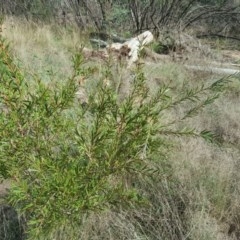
185 65 240 75
107 30 154 67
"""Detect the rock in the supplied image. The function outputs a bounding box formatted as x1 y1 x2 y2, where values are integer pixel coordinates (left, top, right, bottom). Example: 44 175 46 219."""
0 180 11 198
0 204 25 240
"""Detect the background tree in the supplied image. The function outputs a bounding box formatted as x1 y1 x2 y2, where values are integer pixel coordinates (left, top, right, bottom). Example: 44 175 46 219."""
1 0 240 38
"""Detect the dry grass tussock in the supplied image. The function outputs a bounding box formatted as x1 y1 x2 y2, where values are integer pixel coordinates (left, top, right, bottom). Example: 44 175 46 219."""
1 17 240 239
1 17 89 82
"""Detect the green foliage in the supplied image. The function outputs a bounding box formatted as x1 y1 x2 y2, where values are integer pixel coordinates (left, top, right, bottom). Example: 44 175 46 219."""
107 4 130 30
0 0 60 21
0 38 229 238
152 42 172 54
197 0 227 6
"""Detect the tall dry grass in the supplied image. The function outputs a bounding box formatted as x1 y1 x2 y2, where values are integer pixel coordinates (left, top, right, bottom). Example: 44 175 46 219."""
1 17 90 83
1 16 240 239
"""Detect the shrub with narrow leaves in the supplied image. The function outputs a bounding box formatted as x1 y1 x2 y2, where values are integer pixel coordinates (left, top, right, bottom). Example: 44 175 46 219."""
0 38 229 238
